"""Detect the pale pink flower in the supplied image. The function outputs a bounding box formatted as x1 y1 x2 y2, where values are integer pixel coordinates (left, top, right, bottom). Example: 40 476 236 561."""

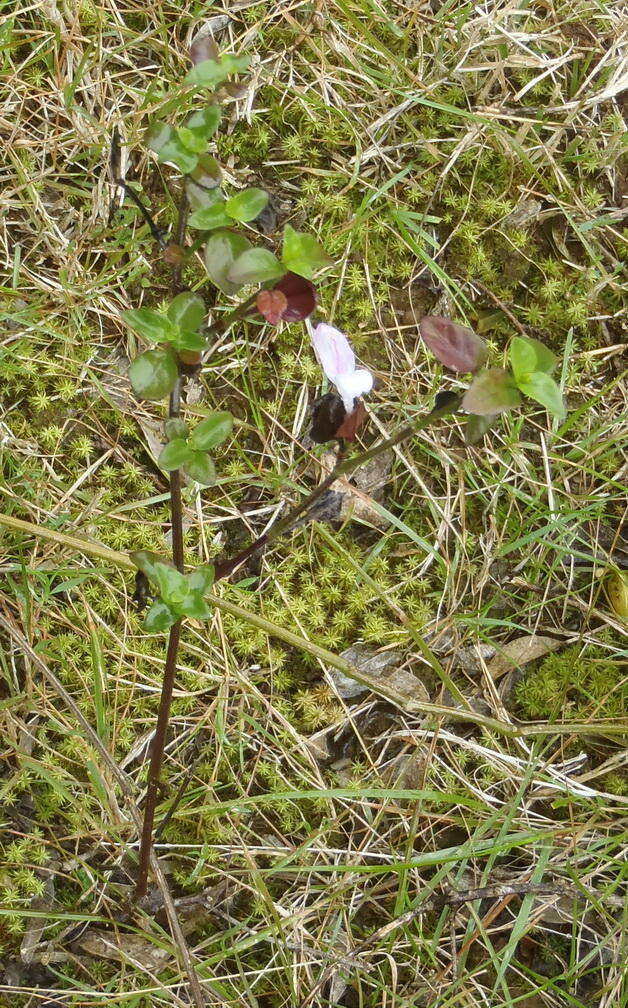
309 322 373 414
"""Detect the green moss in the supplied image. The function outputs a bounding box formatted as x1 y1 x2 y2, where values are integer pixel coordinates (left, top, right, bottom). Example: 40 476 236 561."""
515 645 626 721
0 834 50 952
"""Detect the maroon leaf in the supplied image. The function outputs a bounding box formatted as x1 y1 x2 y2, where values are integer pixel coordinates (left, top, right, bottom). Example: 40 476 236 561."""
256 272 318 325
190 33 219 66
462 369 521 416
420 316 487 373
257 289 288 326
274 272 318 321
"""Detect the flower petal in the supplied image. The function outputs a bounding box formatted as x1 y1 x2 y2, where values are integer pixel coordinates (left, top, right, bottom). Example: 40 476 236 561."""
310 322 355 383
334 368 373 413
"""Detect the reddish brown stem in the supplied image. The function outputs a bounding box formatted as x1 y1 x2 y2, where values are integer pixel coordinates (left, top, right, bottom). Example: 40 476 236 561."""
134 192 188 902
134 616 181 900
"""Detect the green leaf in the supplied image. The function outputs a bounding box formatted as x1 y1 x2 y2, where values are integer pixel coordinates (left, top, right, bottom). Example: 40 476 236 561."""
167 292 205 331
281 223 330 279
186 105 221 142
174 330 209 352
225 188 269 223
517 371 565 418
179 593 212 620
464 413 496 444
146 121 174 156
183 452 217 486
227 248 284 286
510 336 557 384
145 122 198 172
187 565 215 593
462 368 521 416
130 550 164 582
184 53 250 89
129 348 178 401
189 411 233 450
189 200 232 231
122 308 174 343
153 563 188 608
204 230 251 295
186 156 222 211
176 126 207 154
164 418 188 440
158 438 194 471
144 600 177 633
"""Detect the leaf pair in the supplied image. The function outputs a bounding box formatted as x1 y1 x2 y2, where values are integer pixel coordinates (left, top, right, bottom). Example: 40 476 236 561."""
147 106 221 175
184 52 250 89
463 337 564 420
189 188 269 230
204 231 282 296
204 224 329 296
124 294 208 400
124 293 206 353
158 412 233 487
132 551 214 632
420 317 565 432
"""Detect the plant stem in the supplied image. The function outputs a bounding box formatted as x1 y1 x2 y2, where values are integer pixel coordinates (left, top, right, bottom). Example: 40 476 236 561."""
134 617 181 900
134 191 188 902
214 290 259 333
215 396 461 581
115 179 166 249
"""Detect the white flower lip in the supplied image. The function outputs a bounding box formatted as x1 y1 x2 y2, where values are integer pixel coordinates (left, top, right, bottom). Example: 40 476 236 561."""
309 322 373 413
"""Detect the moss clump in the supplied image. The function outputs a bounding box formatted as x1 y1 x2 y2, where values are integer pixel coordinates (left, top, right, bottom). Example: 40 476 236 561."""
515 645 627 722
0 834 49 953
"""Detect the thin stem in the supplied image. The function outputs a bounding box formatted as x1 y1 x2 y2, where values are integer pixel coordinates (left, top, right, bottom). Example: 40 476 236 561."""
115 179 166 249
202 289 260 347
216 290 259 332
0 612 209 1008
170 190 188 299
134 191 188 902
134 618 181 900
215 396 460 581
210 596 628 739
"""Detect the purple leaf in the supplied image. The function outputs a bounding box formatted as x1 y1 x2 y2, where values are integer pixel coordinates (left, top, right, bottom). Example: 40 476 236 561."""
420 316 487 373
190 33 219 66
462 369 521 416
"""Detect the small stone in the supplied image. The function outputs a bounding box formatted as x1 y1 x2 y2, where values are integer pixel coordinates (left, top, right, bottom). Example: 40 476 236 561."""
381 753 428 789
329 645 404 699
328 646 429 704
453 643 496 673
